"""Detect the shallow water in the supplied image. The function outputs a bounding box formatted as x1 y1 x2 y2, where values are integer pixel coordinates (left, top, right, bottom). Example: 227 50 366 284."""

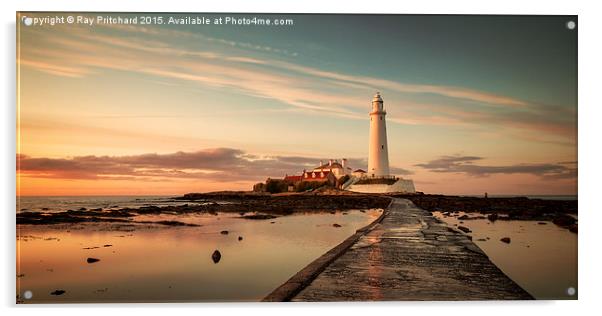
433 211 578 299
17 196 193 213
17 209 382 303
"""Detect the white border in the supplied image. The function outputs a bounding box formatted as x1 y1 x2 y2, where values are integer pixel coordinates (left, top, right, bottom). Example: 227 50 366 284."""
2 0 601 315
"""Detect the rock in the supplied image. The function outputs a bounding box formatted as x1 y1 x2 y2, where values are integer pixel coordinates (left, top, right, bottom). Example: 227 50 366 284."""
79 207 87 211
212 250 221 263
500 237 511 244
466 235 473 240
553 214 576 227
538 222 548 225
152 220 199 227
50 290 66 295
238 236 243 241
569 224 578 233
220 230 229 235
86 257 100 264
457 226 471 233
458 215 469 220
487 214 498 222
103 244 112 247
270 221 276 224
332 223 342 228
241 214 277 220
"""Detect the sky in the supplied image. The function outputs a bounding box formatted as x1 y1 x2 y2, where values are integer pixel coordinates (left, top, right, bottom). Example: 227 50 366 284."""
16 13 577 196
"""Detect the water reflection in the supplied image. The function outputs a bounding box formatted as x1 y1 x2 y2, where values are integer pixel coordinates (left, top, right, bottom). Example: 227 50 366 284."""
17 210 381 303
433 211 577 299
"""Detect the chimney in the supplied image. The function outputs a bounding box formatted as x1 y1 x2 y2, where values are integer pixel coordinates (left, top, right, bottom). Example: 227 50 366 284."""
320 160 323 167
329 159 333 166
342 158 347 169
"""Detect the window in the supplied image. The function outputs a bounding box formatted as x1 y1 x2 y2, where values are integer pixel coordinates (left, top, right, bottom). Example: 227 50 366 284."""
380 116 382 121
381 145 384 149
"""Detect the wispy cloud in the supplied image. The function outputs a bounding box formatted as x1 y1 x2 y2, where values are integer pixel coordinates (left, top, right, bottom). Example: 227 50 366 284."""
415 155 576 179
18 22 575 143
17 149 411 182
268 61 529 108
18 59 91 78
103 23 300 57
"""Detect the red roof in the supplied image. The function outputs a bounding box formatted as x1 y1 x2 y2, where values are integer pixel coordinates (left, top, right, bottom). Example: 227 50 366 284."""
303 170 332 180
283 175 302 182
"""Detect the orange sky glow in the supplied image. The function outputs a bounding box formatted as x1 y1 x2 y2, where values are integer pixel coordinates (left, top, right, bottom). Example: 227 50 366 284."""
16 13 577 196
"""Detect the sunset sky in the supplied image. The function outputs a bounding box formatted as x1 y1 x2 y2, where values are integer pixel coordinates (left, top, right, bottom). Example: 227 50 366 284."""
16 13 577 196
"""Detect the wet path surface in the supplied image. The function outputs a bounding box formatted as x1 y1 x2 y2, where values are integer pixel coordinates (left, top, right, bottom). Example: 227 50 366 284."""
291 198 533 301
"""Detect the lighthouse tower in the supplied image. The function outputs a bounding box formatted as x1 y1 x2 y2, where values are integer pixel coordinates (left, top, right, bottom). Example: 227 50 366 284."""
368 92 390 177
346 92 416 193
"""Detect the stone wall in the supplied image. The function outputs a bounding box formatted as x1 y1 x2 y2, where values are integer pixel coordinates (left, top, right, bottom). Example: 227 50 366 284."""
347 178 415 193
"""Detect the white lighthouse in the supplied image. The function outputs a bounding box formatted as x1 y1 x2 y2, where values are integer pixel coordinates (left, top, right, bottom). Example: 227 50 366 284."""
345 92 416 194
368 92 390 177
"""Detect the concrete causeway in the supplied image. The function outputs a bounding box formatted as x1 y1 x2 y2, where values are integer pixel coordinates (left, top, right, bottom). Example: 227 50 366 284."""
266 198 533 301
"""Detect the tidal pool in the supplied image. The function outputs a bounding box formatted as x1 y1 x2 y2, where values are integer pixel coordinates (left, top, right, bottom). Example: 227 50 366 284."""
17 209 382 303
433 211 578 299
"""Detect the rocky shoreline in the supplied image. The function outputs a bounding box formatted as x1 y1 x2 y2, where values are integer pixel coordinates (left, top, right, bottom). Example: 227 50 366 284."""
17 192 391 226
392 194 578 233
17 192 577 233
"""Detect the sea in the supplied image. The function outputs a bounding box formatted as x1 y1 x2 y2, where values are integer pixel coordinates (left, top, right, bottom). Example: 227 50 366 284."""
17 196 192 213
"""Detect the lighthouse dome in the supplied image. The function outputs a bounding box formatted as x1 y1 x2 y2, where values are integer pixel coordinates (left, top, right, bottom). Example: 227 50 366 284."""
373 92 383 102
